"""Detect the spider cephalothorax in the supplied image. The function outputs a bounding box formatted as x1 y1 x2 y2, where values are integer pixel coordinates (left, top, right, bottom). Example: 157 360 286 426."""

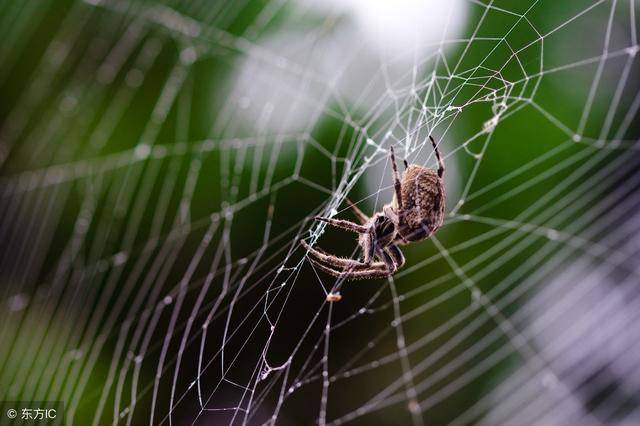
302 136 446 280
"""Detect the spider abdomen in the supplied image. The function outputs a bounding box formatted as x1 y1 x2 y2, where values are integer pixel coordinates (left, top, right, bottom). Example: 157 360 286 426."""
397 165 445 242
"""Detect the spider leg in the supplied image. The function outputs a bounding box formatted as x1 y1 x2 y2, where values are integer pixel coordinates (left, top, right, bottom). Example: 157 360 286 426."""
386 245 406 269
379 249 398 274
429 135 445 178
307 258 394 280
389 146 404 210
345 198 369 224
361 229 376 264
300 240 377 270
313 216 368 234
383 205 399 224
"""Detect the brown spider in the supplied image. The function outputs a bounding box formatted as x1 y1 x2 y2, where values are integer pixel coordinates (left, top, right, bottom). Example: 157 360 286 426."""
302 136 445 280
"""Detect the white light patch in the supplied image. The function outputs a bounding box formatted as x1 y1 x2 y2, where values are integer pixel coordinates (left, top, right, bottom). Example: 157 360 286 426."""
229 0 468 134
328 0 463 54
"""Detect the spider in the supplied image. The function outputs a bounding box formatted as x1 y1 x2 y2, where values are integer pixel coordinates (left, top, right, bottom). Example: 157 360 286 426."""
302 136 445 281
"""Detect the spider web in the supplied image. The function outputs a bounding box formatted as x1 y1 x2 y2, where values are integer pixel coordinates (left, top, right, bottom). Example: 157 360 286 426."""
1 0 639 425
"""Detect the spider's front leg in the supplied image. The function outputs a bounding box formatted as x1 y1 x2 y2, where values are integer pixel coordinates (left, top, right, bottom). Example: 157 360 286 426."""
359 229 376 265
301 240 374 270
313 216 368 234
386 245 405 269
378 249 398 275
301 241 392 280
389 146 404 209
429 135 445 178
308 261 394 280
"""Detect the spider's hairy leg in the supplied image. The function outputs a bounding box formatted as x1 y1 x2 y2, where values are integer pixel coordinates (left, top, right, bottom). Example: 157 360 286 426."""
345 198 369 224
383 204 399 224
389 146 404 209
360 230 375 264
313 216 368 233
300 240 372 270
379 250 398 275
429 135 445 178
386 245 405 269
307 258 393 280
